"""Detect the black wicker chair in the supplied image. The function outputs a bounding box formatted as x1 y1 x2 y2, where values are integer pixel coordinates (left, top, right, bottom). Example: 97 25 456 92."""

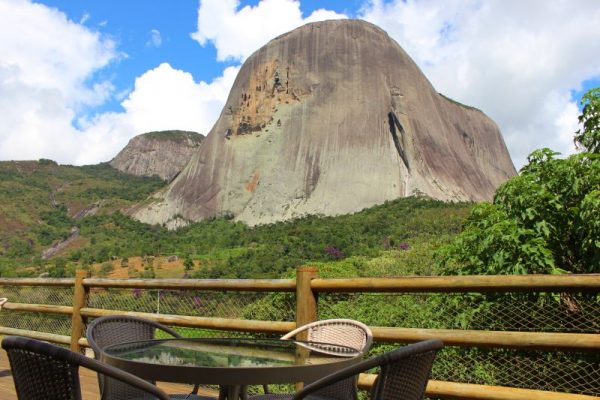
86 315 213 400
250 339 443 400
2 335 170 400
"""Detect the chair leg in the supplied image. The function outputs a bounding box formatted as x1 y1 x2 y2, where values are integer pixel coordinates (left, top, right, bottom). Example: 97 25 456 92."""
191 384 200 394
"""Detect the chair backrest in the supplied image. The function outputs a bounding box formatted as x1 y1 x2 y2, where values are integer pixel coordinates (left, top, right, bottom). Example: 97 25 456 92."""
86 315 181 398
87 314 181 353
1 335 170 400
281 319 373 400
293 339 443 400
281 319 373 355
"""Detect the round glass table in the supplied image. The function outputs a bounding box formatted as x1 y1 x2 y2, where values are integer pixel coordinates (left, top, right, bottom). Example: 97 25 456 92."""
103 337 362 399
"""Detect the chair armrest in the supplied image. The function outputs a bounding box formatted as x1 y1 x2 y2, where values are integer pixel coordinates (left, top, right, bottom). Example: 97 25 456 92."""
280 325 306 340
77 354 171 400
292 357 379 400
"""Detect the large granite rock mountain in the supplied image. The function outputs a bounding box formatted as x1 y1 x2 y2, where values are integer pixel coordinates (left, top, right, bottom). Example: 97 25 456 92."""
110 130 204 181
133 20 516 227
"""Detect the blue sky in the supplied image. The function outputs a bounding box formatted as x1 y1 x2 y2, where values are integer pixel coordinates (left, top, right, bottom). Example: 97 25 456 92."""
37 0 357 116
1 0 599 168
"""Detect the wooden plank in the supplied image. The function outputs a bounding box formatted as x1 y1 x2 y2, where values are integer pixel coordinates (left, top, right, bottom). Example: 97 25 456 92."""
370 327 600 351
0 278 74 287
357 375 598 400
0 327 70 345
1 302 73 315
311 274 600 293
83 278 296 291
80 308 295 334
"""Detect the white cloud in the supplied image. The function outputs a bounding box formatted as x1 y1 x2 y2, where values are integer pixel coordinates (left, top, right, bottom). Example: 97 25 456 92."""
360 0 600 168
74 63 238 165
191 0 347 61
0 0 118 163
0 0 117 106
79 12 90 25
146 29 162 48
0 0 237 165
119 63 239 135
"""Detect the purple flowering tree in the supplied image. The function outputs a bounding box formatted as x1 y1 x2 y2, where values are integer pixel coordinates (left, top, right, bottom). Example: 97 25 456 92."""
325 246 345 260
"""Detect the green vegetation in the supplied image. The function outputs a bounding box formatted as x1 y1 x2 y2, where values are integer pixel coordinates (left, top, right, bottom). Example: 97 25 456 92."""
438 93 481 111
575 87 600 153
439 87 600 274
0 185 470 277
0 161 164 275
143 130 204 143
59 196 469 278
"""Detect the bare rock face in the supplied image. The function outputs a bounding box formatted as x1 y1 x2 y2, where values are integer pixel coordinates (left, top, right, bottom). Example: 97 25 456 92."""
133 20 516 227
110 131 204 181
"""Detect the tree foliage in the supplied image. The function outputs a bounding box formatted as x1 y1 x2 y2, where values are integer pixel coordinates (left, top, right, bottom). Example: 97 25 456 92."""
575 87 600 153
440 87 600 274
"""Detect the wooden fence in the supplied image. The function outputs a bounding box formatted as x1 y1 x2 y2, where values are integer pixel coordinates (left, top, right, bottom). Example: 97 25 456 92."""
0 269 598 400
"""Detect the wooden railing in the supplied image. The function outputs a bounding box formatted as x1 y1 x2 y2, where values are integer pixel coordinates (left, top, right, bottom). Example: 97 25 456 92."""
1 269 599 400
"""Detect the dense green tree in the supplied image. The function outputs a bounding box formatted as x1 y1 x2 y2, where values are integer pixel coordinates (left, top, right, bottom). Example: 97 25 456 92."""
439 87 600 274
183 255 194 271
575 87 600 153
48 258 67 277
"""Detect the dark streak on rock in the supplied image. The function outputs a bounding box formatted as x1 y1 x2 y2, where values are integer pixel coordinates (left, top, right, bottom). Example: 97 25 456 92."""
388 111 410 171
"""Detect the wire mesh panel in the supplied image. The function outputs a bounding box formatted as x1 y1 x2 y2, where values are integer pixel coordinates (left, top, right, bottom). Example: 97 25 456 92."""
319 292 600 332
86 287 295 321
0 285 73 306
319 291 600 396
0 285 73 337
433 347 599 395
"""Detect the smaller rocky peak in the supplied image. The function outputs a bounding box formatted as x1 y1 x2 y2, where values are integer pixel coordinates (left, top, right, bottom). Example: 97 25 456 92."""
110 130 204 181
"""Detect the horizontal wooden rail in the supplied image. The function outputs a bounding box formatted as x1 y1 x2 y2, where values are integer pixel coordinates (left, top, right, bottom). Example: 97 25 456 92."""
371 327 600 351
0 326 71 345
0 278 74 287
83 278 296 292
80 308 295 334
357 376 598 400
311 274 600 293
2 302 74 315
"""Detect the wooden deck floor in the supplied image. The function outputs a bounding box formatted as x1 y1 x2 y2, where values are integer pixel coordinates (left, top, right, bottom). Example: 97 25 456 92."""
0 349 218 400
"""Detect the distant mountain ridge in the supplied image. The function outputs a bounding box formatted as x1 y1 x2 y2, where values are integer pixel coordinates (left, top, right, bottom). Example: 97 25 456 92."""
133 19 516 227
110 130 204 181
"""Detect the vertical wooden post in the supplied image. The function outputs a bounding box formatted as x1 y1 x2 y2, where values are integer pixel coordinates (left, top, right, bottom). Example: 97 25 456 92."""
295 266 318 390
70 269 89 353
296 265 319 337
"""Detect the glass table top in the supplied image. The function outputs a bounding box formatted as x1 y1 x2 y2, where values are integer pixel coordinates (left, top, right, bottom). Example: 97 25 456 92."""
104 337 361 369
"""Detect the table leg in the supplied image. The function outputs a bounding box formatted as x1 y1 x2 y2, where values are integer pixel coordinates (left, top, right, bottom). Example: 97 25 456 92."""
218 385 242 400
240 385 248 400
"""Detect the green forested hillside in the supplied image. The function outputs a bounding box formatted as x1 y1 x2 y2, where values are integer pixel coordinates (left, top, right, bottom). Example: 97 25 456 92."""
78 196 470 278
0 160 165 274
0 160 471 278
